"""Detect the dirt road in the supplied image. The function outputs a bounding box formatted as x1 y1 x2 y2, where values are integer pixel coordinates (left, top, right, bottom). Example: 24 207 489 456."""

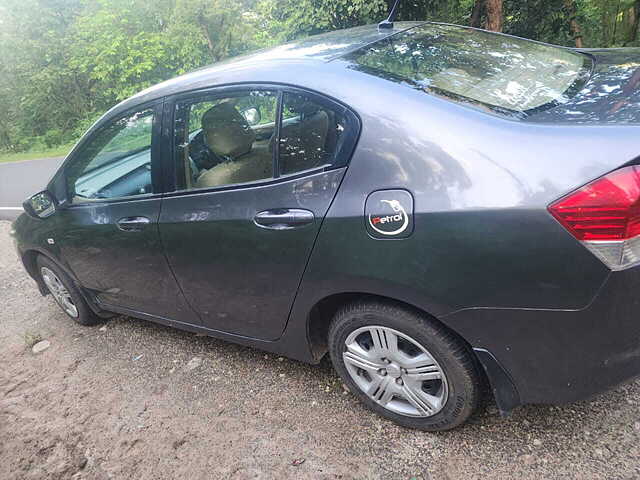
1 220 639 479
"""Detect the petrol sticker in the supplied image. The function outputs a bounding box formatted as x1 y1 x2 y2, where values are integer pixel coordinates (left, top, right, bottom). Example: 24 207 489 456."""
365 190 414 239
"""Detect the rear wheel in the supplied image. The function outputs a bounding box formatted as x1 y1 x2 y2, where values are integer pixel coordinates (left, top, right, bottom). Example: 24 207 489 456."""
37 255 100 326
328 300 480 431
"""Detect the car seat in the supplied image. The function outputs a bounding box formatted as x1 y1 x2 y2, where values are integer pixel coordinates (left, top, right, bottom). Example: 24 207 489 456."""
195 102 272 188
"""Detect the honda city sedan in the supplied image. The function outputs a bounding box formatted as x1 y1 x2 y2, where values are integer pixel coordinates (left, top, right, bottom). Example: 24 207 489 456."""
12 21 640 430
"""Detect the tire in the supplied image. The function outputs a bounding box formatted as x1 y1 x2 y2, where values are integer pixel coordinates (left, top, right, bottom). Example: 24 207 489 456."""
328 300 480 431
37 255 101 326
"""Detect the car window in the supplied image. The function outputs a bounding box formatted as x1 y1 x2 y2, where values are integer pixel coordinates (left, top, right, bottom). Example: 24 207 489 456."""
67 109 155 203
278 92 348 176
346 24 591 115
174 90 277 190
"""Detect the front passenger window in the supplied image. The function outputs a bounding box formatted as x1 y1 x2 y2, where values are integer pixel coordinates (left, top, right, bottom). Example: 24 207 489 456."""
67 109 155 203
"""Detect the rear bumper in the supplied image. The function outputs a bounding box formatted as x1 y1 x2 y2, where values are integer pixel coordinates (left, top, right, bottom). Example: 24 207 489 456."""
442 267 640 406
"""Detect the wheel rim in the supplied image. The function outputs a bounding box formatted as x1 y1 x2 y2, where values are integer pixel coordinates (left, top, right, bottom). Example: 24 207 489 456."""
40 267 79 318
343 326 448 418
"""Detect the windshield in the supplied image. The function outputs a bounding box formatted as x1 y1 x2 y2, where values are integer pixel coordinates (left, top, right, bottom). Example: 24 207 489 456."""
345 24 591 115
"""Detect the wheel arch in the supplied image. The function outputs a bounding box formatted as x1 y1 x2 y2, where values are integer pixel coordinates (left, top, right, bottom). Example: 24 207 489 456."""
305 291 520 414
21 248 55 295
20 248 112 318
307 292 470 361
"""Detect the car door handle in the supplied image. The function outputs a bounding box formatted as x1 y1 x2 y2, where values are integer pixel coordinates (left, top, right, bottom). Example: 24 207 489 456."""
254 209 314 230
117 216 151 232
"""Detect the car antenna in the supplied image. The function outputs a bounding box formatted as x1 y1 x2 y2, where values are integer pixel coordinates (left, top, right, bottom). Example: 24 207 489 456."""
378 0 401 30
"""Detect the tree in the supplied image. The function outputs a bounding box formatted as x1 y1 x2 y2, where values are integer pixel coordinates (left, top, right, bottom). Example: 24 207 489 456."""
0 0 88 148
564 0 584 47
469 0 502 31
471 0 483 27
485 0 503 31
254 0 386 43
626 0 640 44
170 0 258 63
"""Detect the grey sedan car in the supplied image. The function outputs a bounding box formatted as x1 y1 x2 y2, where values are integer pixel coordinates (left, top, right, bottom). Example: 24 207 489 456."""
13 21 640 430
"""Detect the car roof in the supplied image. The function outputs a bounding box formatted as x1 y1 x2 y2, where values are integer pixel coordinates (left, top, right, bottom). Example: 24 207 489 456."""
106 21 425 118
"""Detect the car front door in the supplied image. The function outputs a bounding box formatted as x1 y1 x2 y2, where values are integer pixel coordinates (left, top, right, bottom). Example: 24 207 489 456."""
158 86 359 340
54 101 198 323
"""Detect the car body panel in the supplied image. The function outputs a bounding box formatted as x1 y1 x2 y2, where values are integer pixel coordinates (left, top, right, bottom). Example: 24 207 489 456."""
20 100 197 322
286 75 640 316
55 199 197 322
442 267 640 404
159 169 346 340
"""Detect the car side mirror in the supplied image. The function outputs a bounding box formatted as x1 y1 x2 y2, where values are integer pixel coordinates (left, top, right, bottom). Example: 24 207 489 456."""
241 107 261 126
23 190 57 219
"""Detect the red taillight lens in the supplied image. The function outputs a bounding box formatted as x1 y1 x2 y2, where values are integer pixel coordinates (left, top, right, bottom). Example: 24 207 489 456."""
549 166 640 241
549 166 640 270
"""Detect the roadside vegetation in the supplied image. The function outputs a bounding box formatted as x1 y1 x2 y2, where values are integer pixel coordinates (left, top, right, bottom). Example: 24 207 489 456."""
0 144 74 164
0 0 638 161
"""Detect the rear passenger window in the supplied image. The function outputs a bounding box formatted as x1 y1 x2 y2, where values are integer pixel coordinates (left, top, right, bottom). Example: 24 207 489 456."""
174 90 277 190
171 88 359 192
278 92 348 176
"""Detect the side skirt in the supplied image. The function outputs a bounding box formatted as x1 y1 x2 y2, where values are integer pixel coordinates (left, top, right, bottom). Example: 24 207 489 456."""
95 301 318 364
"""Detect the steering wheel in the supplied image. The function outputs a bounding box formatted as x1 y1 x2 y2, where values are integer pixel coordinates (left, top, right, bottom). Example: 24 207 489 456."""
188 131 224 170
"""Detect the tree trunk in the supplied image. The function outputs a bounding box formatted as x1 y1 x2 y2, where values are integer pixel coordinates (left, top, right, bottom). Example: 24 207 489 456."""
484 0 503 32
564 0 584 48
632 1 640 43
471 0 483 28
612 0 622 45
200 23 215 58
0 120 11 150
197 13 216 62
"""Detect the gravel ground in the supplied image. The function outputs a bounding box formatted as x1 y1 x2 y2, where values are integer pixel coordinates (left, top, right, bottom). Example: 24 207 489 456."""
1 220 639 480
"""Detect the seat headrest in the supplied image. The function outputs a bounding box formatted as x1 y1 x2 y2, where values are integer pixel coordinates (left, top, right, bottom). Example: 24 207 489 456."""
285 96 321 117
298 102 321 116
202 102 255 158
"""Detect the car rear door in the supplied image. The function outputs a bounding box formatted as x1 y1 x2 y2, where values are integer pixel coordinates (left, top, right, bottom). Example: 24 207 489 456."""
53 101 198 323
158 86 359 340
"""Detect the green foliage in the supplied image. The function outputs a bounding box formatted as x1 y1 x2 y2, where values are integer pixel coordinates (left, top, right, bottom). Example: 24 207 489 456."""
503 0 639 48
0 0 638 154
254 0 387 42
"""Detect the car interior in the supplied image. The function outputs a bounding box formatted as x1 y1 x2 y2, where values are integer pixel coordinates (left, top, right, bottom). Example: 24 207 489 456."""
190 101 273 189
73 151 152 202
277 99 338 175
185 94 338 189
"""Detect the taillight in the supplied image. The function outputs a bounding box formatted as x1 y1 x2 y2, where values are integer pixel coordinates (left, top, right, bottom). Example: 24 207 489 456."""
549 165 640 270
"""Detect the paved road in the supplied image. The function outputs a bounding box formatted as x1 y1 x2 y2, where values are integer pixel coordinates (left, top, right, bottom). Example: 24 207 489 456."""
0 157 64 221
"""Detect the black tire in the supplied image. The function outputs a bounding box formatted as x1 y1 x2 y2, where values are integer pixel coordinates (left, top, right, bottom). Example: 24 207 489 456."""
328 300 480 431
37 255 101 326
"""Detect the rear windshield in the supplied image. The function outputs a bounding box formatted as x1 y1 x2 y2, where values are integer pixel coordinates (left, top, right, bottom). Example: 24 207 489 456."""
345 24 591 115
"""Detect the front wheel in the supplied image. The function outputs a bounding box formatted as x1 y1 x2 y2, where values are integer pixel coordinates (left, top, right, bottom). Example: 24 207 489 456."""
328 301 480 431
37 255 100 326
